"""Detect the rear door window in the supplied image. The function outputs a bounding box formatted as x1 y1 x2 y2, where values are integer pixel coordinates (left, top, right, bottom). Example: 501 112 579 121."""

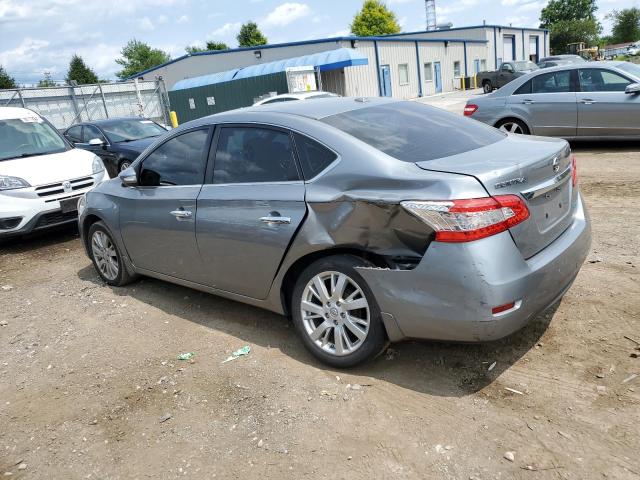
321 101 505 162
139 128 209 186
531 71 572 93
212 127 299 184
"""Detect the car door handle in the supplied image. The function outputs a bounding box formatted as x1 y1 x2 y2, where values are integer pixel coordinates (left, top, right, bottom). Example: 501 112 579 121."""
522 99 534 104
170 209 193 219
260 214 291 225
581 99 596 104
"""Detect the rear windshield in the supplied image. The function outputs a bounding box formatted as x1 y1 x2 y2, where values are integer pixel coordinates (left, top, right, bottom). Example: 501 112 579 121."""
321 101 505 162
514 61 539 71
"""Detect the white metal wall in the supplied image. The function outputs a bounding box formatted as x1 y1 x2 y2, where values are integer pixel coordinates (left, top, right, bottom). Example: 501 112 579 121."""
377 41 420 99
342 41 379 97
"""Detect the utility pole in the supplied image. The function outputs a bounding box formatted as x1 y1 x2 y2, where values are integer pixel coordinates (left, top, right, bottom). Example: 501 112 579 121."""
425 0 437 31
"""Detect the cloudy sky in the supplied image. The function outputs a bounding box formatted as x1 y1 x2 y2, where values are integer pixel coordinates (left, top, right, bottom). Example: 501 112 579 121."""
0 0 636 84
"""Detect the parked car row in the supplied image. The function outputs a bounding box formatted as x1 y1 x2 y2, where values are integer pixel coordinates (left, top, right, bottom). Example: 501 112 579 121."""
466 61 640 139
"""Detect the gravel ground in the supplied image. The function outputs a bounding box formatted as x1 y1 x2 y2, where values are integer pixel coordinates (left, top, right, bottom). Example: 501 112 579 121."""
1 143 639 479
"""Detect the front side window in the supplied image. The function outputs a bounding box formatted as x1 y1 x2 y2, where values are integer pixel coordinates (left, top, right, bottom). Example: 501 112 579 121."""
66 126 83 143
398 64 409 85
83 125 106 143
139 129 209 186
212 127 299 184
423 63 433 82
0 117 67 161
531 70 572 93
293 133 337 179
579 69 631 92
454 61 461 77
322 101 505 163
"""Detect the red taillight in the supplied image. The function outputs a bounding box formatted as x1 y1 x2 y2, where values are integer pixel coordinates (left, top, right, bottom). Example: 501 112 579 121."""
492 302 516 315
401 195 530 243
464 104 478 116
571 155 578 187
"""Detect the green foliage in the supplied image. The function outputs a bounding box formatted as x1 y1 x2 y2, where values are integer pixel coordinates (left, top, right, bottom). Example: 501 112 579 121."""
115 39 171 80
540 0 601 54
350 0 401 36
0 65 17 89
186 41 230 54
37 72 57 87
66 55 98 85
236 22 267 47
606 8 640 45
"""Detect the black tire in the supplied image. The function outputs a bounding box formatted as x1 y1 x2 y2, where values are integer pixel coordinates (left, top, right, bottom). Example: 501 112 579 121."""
495 118 530 135
119 159 132 172
291 255 387 368
87 221 135 287
483 80 493 94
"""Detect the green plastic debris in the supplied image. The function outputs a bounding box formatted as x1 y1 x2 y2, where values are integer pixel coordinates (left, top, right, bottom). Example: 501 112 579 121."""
222 345 251 363
177 352 195 361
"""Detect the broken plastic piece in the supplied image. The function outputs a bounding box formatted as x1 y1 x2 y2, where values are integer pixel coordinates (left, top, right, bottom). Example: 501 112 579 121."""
222 345 251 363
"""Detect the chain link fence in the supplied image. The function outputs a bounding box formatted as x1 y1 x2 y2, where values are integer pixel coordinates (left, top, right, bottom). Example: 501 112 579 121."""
0 79 171 130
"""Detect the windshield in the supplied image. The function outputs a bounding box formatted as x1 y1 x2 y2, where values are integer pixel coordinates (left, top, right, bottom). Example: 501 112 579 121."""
100 119 166 143
321 101 505 162
0 117 67 161
617 62 640 80
514 61 539 71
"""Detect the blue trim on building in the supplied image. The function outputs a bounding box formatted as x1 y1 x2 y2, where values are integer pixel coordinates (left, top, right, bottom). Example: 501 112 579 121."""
415 41 422 97
544 31 547 57
463 41 468 77
374 40 382 97
127 35 489 80
521 29 525 60
493 27 498 68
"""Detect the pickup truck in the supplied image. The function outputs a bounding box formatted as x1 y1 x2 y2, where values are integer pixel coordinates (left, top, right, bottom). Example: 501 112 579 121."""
477 61 539 93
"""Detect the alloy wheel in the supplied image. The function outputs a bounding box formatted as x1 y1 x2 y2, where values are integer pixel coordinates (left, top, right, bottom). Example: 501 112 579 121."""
499 122 525 134
91 230 119 281
120 161 131 172
300 271 370 356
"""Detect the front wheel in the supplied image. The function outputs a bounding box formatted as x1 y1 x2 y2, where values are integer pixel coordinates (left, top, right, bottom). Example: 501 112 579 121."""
88 221 134 286
496 118 529 135
119 160 132 172
291 255 387 368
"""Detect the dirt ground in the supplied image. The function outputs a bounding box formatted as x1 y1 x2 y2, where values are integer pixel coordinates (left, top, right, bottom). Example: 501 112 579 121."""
1 142 639 480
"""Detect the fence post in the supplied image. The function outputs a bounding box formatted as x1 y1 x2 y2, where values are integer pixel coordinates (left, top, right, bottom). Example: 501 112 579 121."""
133 79 144 116
17 89 26 108
69 86 81 122
98 83 109 118
156 78 171 126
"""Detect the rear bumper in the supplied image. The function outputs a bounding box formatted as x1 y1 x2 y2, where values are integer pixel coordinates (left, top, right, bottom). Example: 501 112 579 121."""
357 193 591 342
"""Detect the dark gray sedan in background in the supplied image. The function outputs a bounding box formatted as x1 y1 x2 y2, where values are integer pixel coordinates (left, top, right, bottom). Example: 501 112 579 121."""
78 98 590 367
465 61 640 138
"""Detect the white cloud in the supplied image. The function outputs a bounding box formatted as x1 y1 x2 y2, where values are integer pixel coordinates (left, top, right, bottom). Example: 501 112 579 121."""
263 2 311 27
436 0 479 16
176 14 189 24
157 14 168 24
140 16 154 30
210 21 242 37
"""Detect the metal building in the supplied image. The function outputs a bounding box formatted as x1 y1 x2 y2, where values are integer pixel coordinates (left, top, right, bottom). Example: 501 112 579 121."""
131 24 548 104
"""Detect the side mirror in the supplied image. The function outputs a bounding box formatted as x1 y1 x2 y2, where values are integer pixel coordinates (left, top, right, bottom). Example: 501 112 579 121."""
625 83 640 94
88 138 105 146
119 166 138 187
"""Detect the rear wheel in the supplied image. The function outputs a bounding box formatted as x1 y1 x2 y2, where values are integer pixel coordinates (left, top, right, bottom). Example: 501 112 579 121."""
496 118 529 135
483 80 493 94
88 221 134 286
291 255 387 368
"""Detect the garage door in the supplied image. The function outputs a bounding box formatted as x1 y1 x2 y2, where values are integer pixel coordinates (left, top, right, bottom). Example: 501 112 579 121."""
503 36 515 62
529 36 539 62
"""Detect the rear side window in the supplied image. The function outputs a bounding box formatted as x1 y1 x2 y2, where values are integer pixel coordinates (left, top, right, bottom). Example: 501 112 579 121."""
293 133 337 179
531 71 572 93
213 127 299 184
139 129 209 186
321 101 505 162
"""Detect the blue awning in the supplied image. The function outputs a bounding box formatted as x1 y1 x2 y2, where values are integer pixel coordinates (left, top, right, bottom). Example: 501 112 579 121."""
171 48 368 91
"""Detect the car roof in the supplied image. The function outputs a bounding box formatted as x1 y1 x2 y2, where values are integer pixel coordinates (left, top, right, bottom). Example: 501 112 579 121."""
213 96 399 121
0 106 43 121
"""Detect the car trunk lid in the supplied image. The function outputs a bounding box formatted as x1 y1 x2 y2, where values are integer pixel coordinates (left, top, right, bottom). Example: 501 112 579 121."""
415 135 576 258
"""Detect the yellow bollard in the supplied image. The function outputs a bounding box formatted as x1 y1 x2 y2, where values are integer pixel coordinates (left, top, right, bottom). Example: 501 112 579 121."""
473 74 477 89
169 111 179 128
461 77 466 91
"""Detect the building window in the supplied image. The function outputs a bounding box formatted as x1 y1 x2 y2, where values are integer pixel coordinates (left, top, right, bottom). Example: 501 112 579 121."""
480 59 487 71
453 61 461 77
423 62 433 82
398 64 409 85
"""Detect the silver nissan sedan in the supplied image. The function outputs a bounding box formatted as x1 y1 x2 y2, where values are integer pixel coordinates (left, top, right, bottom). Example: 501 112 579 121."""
78 97 591 367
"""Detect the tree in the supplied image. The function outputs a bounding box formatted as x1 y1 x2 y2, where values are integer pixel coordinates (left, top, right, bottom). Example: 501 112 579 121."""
236 22 267 47
350 0 401 37
185 41 230 54
0 65 17 89
37 72 56 87
540 0 601 54
66 55 98 85
115 39 171 80
607 8 640 45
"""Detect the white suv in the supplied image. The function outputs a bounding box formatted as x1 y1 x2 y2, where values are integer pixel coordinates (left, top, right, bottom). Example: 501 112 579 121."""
0 107 108 237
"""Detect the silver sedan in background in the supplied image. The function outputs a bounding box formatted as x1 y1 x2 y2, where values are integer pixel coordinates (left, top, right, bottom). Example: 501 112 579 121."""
465 61 640 139
79 98 590 367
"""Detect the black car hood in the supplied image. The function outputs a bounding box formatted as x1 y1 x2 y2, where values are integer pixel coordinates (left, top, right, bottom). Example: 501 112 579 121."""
113 137 158 155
